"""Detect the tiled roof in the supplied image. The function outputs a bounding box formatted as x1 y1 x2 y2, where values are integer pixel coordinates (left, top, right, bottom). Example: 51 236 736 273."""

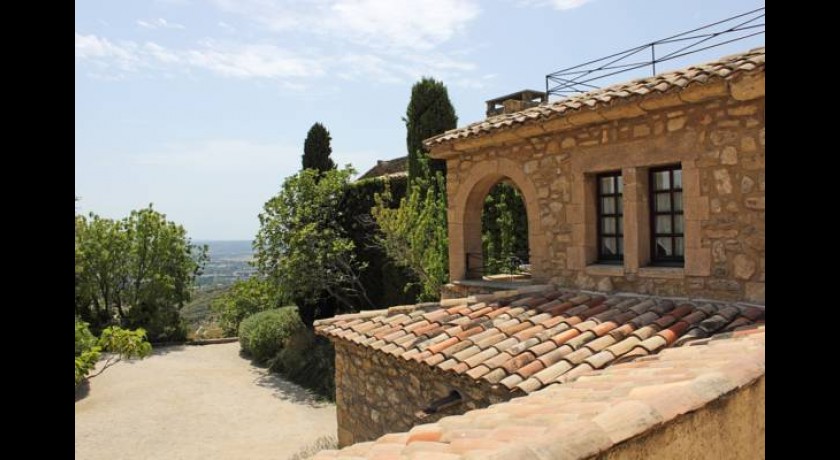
424 47 765 148
314 287 764 395
357 156 408 181
314 326 765 459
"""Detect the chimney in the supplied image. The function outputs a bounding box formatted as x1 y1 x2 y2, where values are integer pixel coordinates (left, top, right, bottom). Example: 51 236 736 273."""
486 89 547 117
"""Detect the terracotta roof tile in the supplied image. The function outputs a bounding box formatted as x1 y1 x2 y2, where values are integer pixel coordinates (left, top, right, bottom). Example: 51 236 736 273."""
316 286 764 396
319 331 763 460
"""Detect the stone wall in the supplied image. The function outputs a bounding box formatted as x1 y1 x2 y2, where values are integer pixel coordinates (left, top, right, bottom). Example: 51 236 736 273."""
599 375 765 459
433 77 765 304
334 340 516 447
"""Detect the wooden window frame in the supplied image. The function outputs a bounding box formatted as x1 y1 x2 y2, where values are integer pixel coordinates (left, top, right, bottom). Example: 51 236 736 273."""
649 165 684 266
596 171 623 264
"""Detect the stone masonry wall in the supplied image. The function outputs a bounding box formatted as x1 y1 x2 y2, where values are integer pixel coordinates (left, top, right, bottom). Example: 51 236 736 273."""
334 340 516 447
439 80 764 304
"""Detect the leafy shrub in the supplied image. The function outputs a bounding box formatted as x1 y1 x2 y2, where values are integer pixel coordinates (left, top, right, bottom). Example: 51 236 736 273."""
238 307 304 364
125 302 188 343
75 319 101 387
211 278 280 336
75 318 153 388
270 329 336 400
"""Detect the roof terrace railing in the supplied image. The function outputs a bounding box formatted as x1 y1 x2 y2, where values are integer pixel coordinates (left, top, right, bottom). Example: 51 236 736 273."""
545 7 765 98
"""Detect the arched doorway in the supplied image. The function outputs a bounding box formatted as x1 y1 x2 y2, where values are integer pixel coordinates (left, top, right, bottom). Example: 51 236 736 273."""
449 159 546 282
474 181 529 279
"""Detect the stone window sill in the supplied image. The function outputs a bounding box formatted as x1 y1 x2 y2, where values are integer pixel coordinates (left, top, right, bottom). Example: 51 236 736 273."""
638 266 685 279
585 264 625 277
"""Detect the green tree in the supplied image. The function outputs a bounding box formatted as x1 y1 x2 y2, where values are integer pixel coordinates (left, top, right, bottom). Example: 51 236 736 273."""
210 277 283 336
75 205 207 340
482 183 529 274
302 122 336 173
254 167 372 327
372 157 449 301
404 77 457 181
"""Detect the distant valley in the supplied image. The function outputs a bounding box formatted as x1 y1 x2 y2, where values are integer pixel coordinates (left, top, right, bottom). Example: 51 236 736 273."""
194 240 256 289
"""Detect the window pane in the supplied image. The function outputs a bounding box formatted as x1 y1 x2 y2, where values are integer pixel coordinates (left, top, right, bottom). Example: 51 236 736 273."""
675 237 684 256
599 177 614 194
656 215 672 234
673 192 683 212
673 169 682 189
616 176 624 194
602 217 616 234
655 238 673 258
601 197 615 214
618 216 623 235
653 171 670 190
675 214 684 234
617 237 624 256
655 193 671 212
617 197 623 214
601 237 617 257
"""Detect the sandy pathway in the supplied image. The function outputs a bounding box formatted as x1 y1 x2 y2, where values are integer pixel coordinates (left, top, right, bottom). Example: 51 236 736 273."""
75 342 336 460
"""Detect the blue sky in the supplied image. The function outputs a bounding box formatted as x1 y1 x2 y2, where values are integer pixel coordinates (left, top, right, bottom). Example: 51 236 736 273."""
75 0 764 240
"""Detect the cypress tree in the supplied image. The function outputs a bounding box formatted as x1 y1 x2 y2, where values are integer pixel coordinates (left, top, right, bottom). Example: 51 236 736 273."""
404 77 458 181
302 122 336 173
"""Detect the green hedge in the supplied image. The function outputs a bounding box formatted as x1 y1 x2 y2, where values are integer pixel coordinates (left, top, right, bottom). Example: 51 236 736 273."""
339 175 420 309
238 307 304 364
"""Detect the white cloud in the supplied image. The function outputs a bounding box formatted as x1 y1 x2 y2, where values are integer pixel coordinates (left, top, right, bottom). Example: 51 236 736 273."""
212 0 479 51
77 0 483 86
76 33 325 81
519 0 593 10
217 21 236 32
137 18 186 30
328 0 479 50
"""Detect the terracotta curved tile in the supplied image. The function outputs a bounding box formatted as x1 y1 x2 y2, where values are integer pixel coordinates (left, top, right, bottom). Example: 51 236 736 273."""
658 321 689 345
500 351 536 374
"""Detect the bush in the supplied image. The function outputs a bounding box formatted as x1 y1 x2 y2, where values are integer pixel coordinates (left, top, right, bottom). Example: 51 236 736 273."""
75 318 101 387
211 278 280 336
270 328 336 400
238 307 304 364
75 318 153 388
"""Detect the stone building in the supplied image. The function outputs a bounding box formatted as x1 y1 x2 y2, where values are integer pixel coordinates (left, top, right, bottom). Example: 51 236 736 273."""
427 47 764 305
314 47 765 457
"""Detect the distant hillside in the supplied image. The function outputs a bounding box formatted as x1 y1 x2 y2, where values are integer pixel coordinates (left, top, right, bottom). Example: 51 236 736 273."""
194 240 256 289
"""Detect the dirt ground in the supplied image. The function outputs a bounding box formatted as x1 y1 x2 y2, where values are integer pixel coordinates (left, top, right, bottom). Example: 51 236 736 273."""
74 342 337 460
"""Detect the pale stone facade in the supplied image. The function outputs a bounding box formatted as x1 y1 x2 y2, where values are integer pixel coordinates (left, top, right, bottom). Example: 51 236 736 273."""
429 68 765 304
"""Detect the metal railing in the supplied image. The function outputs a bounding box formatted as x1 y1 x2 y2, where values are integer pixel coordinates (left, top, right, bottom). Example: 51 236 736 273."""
545 7 765 98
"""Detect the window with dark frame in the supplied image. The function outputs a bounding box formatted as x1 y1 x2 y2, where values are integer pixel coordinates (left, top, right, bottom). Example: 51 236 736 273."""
597 172 623 263
649 165 684 265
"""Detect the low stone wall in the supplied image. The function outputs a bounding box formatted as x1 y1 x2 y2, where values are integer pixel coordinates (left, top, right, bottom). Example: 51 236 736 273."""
334 340 517 447
600 375 765 459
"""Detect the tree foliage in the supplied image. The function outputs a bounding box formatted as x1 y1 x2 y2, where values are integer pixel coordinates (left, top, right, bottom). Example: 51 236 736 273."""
372 157 449 301
75 318 153 388
302 122 336 173
75 205 207 341
404 77 457 181
210 277 283 336
482 183 529 274
254 167 372 327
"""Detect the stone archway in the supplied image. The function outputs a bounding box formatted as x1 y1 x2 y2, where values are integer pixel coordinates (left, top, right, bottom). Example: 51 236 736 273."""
448 158 546 282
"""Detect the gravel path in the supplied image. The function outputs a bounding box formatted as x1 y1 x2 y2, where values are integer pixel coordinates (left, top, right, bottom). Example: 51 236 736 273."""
74 342 336 460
